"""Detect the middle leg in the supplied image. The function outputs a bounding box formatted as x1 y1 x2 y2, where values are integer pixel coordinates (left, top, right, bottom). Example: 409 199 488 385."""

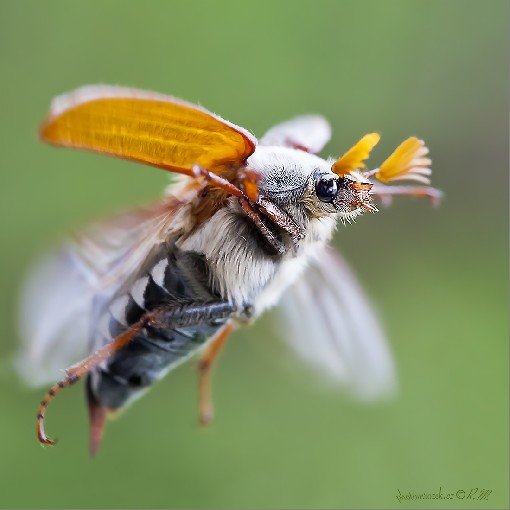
198 321 235 426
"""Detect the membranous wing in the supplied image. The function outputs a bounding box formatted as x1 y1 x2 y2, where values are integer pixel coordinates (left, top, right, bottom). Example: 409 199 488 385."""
260 115 331 154
278 247 396 399
16 198 181 386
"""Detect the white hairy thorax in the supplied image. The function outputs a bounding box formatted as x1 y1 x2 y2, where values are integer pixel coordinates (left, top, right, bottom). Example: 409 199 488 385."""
178 146 339 314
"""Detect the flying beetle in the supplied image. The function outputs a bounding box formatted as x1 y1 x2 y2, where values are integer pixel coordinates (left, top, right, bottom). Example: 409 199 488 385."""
16 85 441 456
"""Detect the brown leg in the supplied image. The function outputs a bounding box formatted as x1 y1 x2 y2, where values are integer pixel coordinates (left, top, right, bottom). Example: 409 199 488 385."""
257 197 304 243
193 164 247 200
193 164 304 243
372 184 443 207
37 303 239 448
198 322 235 426
240 199 286 255
36 315 151 446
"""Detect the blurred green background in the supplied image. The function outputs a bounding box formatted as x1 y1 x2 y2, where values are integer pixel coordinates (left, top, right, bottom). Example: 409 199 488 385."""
0 1 507 508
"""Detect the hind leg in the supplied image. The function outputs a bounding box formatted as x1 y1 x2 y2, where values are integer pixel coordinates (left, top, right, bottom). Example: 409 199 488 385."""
36 302 238 449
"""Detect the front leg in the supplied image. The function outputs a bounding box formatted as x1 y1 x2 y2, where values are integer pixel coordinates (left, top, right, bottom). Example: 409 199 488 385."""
240 199 287 255
197 322 235 426
193 163 304 250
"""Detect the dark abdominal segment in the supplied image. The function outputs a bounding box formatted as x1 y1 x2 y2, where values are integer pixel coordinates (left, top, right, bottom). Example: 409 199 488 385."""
88 241 229 409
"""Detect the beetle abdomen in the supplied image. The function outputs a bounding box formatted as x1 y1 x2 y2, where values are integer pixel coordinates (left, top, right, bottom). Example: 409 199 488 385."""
88 241 228 409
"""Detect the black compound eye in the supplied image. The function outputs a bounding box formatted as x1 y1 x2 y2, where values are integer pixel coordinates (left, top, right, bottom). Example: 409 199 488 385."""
315 177 338 203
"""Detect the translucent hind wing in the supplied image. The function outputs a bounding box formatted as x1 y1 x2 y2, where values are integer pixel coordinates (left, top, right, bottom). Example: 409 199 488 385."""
17 247 93 386
16 197 180 386
278 247 396 399
260 115 331 154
